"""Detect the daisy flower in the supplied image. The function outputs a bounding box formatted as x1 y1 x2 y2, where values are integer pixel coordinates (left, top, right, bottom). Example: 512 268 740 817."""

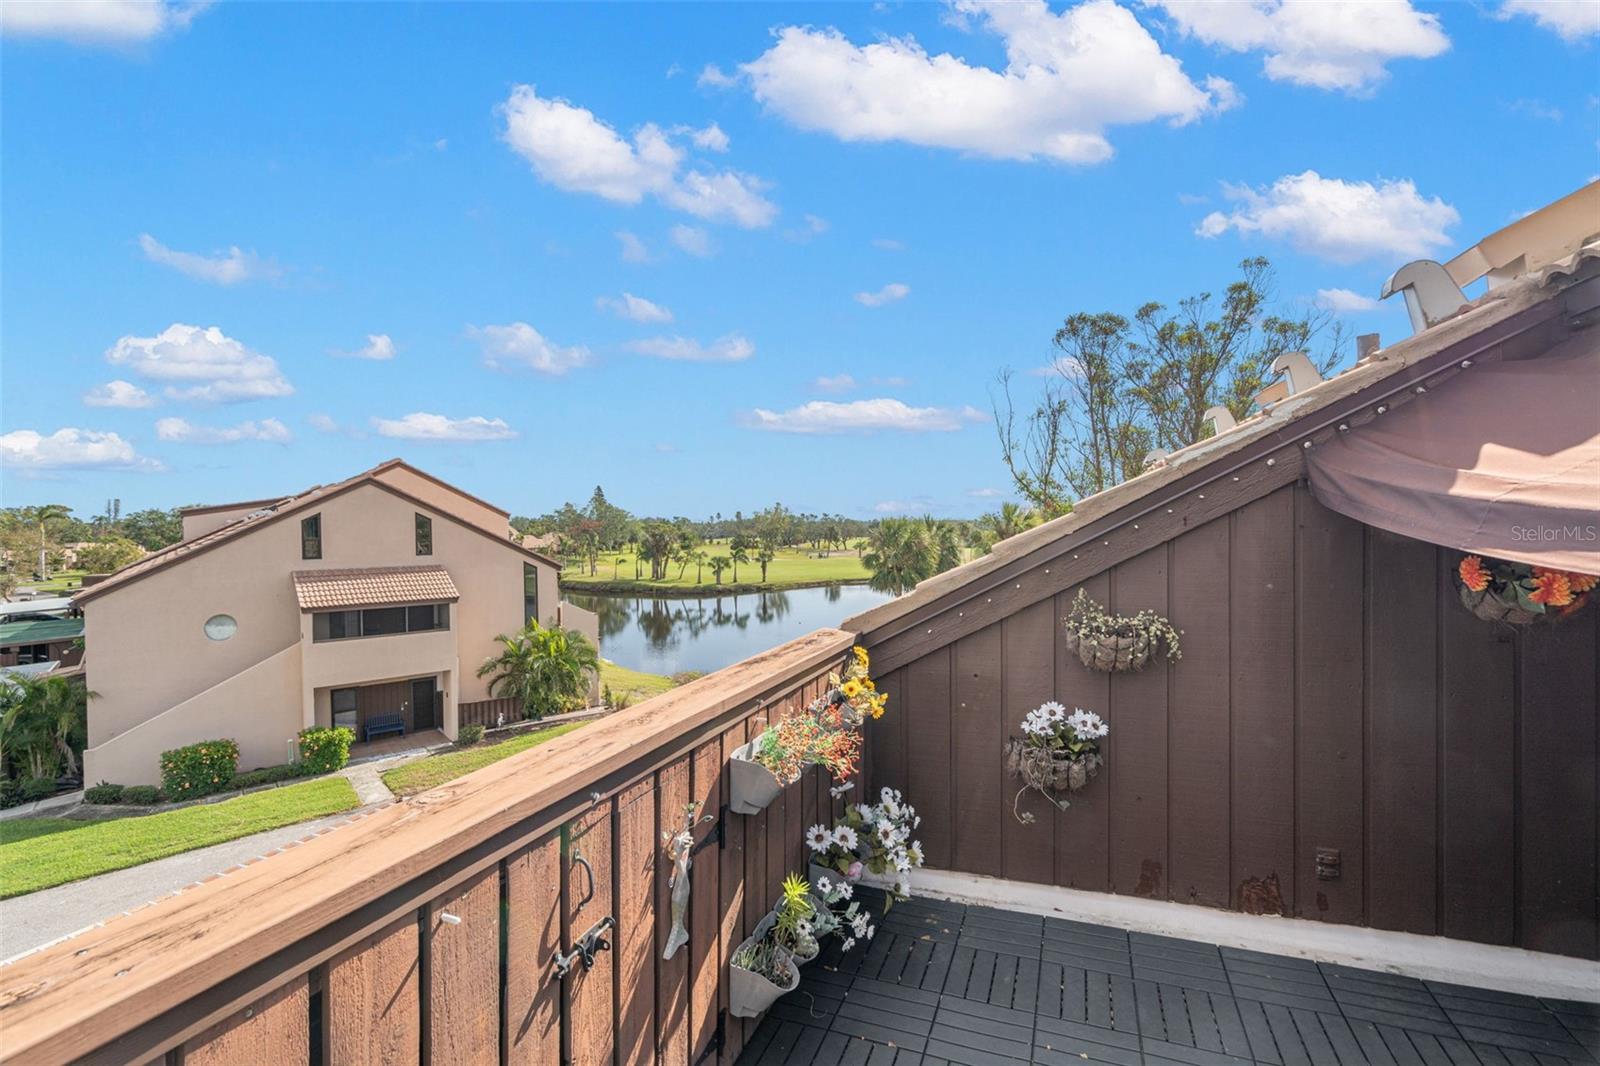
832 825 859 850
805 824 832 852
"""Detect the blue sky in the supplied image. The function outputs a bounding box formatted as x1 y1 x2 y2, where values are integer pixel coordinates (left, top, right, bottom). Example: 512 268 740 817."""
1 0 1594 520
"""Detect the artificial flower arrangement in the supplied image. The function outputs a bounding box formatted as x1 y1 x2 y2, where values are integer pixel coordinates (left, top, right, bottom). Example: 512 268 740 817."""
1455 554 1597 626
805 819 864 887
810 871 877 955
729 873 813 1017
1005 701 1109 824
805 787 925 909
1062 590 1181 673
729 646 880 815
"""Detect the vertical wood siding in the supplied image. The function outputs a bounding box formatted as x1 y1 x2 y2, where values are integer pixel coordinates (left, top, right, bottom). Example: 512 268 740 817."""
865 481 1600 959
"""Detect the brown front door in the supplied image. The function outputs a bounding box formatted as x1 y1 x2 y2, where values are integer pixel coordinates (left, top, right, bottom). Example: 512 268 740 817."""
410 677 437 732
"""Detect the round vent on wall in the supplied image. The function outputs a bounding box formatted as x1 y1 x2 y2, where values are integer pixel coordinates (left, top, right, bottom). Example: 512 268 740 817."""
203 614 237 641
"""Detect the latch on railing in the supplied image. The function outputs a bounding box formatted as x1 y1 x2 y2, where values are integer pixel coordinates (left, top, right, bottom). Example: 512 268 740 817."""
550 915 615 981
690 803 727 857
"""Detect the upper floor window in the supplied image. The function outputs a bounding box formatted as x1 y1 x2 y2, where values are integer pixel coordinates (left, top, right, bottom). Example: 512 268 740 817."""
523 562 539 625
415 513 433 556
301 514 322 560
312 602 449 642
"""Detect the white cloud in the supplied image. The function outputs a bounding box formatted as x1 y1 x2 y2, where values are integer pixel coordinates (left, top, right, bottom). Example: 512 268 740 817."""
873 499 929 514
872 237 905 251
596 292 674 323
616 230 652 263
1315 287 1382 313
1148 0 1448 94
138 233 281 285
499 85 776 227
856 282 911 307
744 398 987 434
307 413 340 434
698 63 737 88
0 0 206 45
654 442 678 453
967 487 1005 498
1499 0 1600 40
155 417 291 444
625 334 754 362
105 323 294 403
740 0 1230 166
813 373 857 393
332 333 396 360
670 224 716 257
1030 355 1084 377
1196 171 1459 264
687 123 730 152
82 380 155 408
371 412 518 442
786 213 830 242
468 322 591 375
0 428 161 471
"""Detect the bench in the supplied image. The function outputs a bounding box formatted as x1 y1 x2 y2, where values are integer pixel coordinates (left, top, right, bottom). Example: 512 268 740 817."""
363 714 406 742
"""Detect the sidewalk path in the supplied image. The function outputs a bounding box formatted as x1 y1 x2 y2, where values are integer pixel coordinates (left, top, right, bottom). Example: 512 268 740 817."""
0 750 423 963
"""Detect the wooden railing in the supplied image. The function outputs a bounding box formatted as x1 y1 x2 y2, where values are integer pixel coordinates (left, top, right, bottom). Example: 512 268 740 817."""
0 628 856 1065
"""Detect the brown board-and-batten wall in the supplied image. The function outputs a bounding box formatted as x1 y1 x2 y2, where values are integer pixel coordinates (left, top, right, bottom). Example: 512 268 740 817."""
861 479 1599 960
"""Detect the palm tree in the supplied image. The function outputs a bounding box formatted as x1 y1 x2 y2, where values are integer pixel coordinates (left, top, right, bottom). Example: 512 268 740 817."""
728 534 752 582
926 518 963 573
612 556 627 580
18 504 71 580
756 543 776 583
983 503 1040 546
692 550 709 584
709 556 730 585
0 676 90 780
476 622 600 720
864 518 936 596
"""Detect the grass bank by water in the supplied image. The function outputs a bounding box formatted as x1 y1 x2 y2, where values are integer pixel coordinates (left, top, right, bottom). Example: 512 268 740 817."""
380 722 586 796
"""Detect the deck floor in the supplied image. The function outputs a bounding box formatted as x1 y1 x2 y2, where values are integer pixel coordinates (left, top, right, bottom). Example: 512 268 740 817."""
736 893 1599 1066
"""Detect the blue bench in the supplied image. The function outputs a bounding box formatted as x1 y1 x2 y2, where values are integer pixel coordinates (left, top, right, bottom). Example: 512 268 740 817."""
363 714 406 741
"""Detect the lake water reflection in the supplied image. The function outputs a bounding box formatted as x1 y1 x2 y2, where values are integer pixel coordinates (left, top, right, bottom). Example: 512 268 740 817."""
564 583 895 677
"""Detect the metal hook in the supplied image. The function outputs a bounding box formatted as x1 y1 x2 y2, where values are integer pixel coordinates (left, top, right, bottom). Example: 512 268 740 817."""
572 853 596 913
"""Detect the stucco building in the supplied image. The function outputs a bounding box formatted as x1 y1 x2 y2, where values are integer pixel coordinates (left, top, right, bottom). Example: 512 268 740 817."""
74 460 575 785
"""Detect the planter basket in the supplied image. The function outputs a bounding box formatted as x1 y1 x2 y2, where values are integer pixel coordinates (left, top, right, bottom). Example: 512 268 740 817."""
729 732 784 815
1005 738 1100 793
1458 585 1544 626
1065 629 1152 673
729 912 800 1018
808 862 858 891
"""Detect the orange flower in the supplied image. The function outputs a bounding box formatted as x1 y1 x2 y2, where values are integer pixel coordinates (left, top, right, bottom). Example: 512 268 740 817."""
1529 569 1573 607
1458 556 1491 592
1565 570 1599 594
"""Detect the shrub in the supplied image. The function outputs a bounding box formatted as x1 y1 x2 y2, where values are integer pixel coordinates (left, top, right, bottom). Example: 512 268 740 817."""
84 781 125 804
456 724 485 747
232 764 303 790
20 777 56 802
670 671 705 686
121 784 162 805
297 727 354 776
0 780 18 809
159 738 240 800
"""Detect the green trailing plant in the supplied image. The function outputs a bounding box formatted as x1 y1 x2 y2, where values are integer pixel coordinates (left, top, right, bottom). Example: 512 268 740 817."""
84 781 125 804
456 724 485 747
1062 589 1181 672
121 784 163 805
159 738 240 799
297 726 354 775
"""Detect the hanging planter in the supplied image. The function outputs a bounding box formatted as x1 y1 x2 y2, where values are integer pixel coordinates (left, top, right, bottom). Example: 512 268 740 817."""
729 732 785 815
728 911 798 1018
1062 590 1181 673
1454 554 1597 627
1006 702 1109 825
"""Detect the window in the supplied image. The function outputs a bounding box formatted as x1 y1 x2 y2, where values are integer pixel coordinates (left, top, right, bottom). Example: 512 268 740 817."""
523 563 539 625
312 603 450 642
203 614 237 641
301 514 322 560
415 513 433 556
331 688 357 731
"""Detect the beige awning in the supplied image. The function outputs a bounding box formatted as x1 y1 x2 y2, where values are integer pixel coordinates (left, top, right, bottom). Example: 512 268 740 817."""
292 566 459 611
1308 330 1600 573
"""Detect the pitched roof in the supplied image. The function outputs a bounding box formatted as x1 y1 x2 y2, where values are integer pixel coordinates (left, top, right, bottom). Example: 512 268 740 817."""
0 618 85 646
73 460 558 606
292 566 459 611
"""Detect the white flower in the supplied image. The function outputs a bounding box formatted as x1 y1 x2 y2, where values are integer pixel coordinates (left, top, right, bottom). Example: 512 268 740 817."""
815 875 832 894
851 912 870 937
1038 700 1066 716
829 781 855 798
835 880 853 900
841 937 856 951
832 825 859 850
876 823 896 846
805 824 832 852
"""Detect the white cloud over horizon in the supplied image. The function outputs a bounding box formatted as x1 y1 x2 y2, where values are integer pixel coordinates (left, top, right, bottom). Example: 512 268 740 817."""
856 282 911 307
1499 0 1600 40
1147 0 1449 94
670 224 715 257
1197 171 1459 263
1315 287 1383 312
332 333 396 360
156 417 291 444
499 85 777 228
469 322 591 375
0 0 207 46
105 323 294 403
744 397 987 434
371 412 519 442
625 334 754 362
0 428 163 471
82 380 156 408
596 292 674 323
813 373 857 393
138 233 281 285
740 0 1233 165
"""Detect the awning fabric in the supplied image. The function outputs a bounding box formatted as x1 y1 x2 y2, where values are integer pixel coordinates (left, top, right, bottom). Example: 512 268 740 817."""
292 565 459 611
1307 330 1600 574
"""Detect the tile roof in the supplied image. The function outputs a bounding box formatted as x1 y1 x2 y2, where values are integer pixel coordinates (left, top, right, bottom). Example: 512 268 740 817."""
292 565 459 611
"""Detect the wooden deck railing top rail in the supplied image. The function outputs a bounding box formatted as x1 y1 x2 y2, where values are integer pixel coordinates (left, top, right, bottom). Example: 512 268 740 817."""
0 627 855 1065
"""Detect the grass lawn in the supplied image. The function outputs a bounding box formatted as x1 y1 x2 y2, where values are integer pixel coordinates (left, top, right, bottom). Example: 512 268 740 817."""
380 722 586 796
561 545 870 593
0 777 360 898
10 569 89 595
600 659 676 703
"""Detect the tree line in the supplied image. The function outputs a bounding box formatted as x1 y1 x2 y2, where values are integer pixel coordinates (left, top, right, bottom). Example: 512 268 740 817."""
1 501 184 596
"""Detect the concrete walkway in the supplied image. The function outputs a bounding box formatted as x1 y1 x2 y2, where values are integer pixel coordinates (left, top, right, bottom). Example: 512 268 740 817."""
0 749 427 964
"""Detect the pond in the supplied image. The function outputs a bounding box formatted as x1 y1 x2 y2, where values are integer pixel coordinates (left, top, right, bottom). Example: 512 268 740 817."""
564 583 895 677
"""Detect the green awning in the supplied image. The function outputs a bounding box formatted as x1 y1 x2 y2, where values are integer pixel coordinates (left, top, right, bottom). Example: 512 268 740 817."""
0 618 85 647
